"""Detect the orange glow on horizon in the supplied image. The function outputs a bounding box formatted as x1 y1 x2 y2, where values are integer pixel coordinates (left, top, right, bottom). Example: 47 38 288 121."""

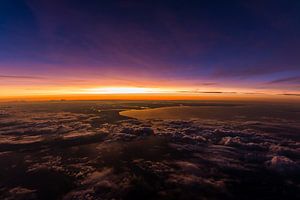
0 85 300 102
80 87 174 94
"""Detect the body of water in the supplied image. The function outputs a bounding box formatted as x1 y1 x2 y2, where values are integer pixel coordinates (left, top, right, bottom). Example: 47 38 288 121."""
120 104 300 121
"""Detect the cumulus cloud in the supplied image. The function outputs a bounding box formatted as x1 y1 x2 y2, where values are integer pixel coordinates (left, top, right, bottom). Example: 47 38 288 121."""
0 187 37 200
0 107 104 150
266 156 298 172
1 103 300 199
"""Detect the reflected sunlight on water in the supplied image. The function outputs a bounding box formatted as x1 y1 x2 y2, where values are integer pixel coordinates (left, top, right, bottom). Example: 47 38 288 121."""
120 104 300 121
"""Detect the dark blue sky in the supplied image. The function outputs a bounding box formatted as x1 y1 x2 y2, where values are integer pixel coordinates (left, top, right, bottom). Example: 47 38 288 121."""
0 0 300 96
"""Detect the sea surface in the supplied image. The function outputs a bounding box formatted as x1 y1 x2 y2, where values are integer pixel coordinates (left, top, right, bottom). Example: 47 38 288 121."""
120 103 300 121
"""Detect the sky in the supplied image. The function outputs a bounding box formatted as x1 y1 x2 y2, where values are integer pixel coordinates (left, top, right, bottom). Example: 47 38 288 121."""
0 0 300 100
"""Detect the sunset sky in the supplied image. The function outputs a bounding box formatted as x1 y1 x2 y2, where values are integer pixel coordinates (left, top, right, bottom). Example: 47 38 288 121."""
0 0 300 100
